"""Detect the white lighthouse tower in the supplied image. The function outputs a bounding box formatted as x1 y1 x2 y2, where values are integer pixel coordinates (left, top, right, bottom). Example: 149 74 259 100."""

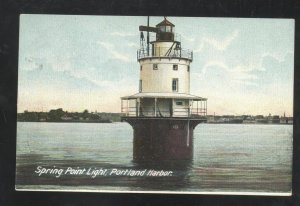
121 17 207 161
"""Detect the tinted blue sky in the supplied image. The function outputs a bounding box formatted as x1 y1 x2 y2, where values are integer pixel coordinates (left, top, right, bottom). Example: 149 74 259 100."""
18 15 294 116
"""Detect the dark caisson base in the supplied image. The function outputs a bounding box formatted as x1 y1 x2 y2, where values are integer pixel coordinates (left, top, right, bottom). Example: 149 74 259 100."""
122 117 206 161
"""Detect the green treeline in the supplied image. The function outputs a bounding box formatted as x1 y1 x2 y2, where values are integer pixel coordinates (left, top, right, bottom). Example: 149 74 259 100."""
17 108 122 123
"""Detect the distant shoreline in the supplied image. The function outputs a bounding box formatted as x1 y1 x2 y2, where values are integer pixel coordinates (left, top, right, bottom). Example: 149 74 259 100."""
207 122 293 125
17 109 293 125
17 120 113 123
17 121 292 125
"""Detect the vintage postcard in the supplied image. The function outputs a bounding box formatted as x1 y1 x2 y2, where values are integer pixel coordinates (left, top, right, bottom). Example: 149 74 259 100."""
16 15 294 195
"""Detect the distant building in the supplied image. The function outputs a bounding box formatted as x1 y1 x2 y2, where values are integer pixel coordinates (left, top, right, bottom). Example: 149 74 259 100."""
61 115 73 121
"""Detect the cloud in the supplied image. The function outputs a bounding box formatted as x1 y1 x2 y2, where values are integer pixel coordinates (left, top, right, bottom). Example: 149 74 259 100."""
202 61 228 74
200 60 258 86
232 79 258 86
98 42 113 50
56 65 117 88
97 41 132 62
127 42 139 48
111 32 137 37
261 51 293 64
204 30 239 51
69 68 131 89
180 34 195 43
259 51 294 70
194 30 239 53
238 51 292 76
199 48 294 90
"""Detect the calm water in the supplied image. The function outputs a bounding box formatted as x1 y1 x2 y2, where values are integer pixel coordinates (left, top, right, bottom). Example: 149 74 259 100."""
16 122 292 194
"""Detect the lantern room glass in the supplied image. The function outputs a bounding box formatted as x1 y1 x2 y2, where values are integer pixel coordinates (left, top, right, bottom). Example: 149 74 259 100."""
166 26 172 32
159 25 172 32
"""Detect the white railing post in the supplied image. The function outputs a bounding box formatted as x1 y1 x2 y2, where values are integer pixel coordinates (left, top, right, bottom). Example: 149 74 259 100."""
206 100 207 116
127 99 129 116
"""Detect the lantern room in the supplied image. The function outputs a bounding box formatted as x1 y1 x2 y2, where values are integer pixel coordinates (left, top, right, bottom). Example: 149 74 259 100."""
156 17 175 41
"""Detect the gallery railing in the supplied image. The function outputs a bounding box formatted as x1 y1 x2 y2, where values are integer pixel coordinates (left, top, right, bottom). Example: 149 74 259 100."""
121 106 207 118
137 47 193 61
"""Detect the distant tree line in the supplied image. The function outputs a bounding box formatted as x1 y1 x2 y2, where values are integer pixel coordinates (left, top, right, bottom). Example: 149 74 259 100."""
17 108 122 123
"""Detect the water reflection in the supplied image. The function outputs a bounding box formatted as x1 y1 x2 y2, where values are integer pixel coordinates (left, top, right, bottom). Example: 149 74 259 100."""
132 159 192 169
129 159 193 190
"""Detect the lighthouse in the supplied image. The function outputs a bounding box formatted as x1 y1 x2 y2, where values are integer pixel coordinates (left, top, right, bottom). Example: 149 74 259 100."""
121 17 207 161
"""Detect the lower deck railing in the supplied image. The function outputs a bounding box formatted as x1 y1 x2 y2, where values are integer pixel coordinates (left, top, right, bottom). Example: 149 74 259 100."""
121 106 207 118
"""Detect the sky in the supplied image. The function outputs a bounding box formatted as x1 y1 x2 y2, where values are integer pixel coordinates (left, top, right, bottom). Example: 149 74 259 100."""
18 15 294 116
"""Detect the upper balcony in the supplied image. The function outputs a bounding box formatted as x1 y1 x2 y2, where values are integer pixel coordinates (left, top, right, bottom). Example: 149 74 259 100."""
137 47 193 61
137 32 193 61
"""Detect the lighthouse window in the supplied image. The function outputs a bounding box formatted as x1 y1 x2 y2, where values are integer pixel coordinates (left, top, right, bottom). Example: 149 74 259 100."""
153 64 158 70
159 26 166 32
140 65 142 71
172 78 178 92
187 65 190 72
166 26 171 32
173 64 178 71
139 80 142 92
176 101 183 106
